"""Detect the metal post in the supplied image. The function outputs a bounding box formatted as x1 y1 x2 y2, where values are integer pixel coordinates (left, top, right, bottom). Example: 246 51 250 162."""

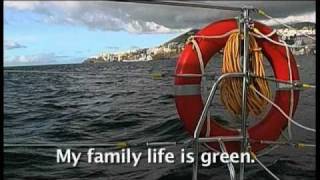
192 72 244 180
192 141 199 180
191 7 253 180
239 8 250 180
194 73 244 139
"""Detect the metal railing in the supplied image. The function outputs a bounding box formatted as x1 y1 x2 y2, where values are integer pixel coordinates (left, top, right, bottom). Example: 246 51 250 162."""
191 8 252 180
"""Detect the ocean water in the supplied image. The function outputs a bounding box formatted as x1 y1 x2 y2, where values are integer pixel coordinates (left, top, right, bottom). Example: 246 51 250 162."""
4 56 316 180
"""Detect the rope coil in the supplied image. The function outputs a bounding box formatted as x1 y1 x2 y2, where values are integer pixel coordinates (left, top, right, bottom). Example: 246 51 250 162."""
220 32 272 116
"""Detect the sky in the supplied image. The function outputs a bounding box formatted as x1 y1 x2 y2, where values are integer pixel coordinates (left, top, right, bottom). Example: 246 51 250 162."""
4 1 316 66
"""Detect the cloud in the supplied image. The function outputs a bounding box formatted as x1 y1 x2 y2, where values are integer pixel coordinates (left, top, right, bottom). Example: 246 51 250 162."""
261 11 316 26
4 53 64 66
4 40 27 50
105 46 120 50
4 1 315 33
4 1 41 10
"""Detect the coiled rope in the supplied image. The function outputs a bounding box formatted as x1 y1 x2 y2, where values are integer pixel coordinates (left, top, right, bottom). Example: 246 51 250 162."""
220 32 271 116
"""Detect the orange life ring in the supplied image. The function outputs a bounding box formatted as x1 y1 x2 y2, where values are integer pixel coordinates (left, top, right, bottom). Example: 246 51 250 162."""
174 18 300 153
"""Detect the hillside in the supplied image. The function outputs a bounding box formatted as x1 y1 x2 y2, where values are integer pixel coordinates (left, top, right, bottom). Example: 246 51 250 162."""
83 21 315 63
271 22 315 29
162 29 198 47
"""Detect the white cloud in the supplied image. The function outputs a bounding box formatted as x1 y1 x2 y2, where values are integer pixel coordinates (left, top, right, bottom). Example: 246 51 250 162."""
4 40 27 50
126 20 174 33
4 1 315 33
4 1 40 10
144 21 172 33
4 53 63 66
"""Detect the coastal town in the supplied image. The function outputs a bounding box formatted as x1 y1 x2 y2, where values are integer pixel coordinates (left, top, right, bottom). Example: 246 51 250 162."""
83 23 315 64
83 30 196 63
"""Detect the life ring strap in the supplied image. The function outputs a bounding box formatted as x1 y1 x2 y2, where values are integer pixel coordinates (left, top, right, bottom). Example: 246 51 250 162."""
175 85 201 96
